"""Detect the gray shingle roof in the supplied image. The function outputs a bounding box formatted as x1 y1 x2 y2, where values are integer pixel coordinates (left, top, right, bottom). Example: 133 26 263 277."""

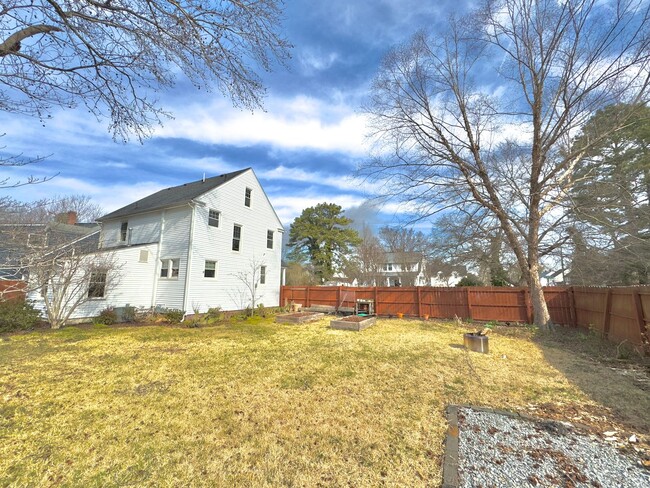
98 168 250 221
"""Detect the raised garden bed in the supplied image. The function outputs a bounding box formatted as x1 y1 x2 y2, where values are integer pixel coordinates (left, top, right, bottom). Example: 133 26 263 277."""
330 315 376 331
276 312 324 324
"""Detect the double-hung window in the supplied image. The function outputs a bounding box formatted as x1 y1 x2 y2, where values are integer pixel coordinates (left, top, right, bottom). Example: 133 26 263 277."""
244 188 252 207
160 258 180 278
204 260 217 278
260 266 267 285
208 209 220 228
88 270 107 298
232 225 242 251
267 230 274 249
120 221 128 242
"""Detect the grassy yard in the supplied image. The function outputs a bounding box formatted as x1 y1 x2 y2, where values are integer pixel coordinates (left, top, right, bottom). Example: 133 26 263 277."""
1 316 648 487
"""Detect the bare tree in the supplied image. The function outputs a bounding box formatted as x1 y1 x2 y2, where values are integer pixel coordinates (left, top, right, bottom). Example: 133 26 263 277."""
363 0 650 328
0 1 290 142
232 256 266 315
30 247 121 329
346 226 385 286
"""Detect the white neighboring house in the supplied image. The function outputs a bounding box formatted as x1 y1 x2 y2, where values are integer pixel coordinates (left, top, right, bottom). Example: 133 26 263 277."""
29 168 284 320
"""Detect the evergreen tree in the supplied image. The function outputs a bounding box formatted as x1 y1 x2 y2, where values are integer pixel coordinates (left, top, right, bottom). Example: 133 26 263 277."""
287 203 361 283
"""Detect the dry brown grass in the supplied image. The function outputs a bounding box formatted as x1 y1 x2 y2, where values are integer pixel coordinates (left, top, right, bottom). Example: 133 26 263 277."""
1 317 647 486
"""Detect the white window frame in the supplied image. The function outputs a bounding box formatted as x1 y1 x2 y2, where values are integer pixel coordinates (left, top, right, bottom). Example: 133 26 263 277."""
244 187 252 207
260 265 266 285
232 224 242 252
88 270 108 298
204 260 217 278
267 230 274 249
208 209 220 228
160 258 180 279
120 221 128 242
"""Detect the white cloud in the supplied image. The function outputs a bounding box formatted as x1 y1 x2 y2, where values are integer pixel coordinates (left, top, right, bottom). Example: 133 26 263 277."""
155 95 369 155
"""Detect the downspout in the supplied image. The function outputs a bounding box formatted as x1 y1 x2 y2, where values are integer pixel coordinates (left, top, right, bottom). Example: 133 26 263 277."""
151 210 166 308
182 202 197 319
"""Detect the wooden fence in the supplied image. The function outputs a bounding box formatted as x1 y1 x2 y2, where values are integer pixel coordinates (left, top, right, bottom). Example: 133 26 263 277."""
0 280 27 301
280 285 650 350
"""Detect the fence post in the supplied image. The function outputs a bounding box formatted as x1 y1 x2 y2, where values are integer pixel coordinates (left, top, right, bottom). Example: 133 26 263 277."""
466 288 473 320
569 287 577 327
374 286 379 316
632 288 649 352
602 289 612 339
417 287 422 318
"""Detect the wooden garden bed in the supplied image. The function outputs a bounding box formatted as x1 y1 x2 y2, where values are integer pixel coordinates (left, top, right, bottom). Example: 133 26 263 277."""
330 315 376 331
276 312 325 324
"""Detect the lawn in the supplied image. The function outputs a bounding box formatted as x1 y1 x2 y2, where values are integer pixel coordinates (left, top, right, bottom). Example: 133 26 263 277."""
1 316 648 487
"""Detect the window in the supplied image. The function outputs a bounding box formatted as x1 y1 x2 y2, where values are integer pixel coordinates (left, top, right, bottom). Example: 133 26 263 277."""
88 270 107 298
139 250 149 263
208 209 220 228
267 230 274 249
160 258 180 279
27 233 47 248
232 224 242 251
244 188 252 207
260 266 266 284
120 221 128 241
204 260 217 278
383 263 393 271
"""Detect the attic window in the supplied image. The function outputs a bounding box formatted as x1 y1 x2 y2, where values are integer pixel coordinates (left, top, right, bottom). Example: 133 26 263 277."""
208 209 220 228
267 230 274 249
139 250 149 263
244 188 252 207
120 221 128 241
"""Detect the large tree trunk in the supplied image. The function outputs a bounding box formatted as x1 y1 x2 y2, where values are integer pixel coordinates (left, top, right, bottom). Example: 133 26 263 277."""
528 262 552 330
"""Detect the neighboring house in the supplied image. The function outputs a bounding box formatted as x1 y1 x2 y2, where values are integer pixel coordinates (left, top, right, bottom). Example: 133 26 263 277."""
0 212 99 280
28 168 284 320
378 252 427 287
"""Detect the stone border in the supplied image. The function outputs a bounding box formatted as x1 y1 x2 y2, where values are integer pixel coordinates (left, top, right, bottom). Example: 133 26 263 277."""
275 312 324 324
330 316 377 331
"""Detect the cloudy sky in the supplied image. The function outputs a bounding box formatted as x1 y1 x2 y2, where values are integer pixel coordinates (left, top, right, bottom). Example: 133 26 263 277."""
1 0 472 229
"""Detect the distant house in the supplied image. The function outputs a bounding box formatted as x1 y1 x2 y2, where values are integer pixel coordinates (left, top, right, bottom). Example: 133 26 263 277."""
0 212 99 281
28 168 284 320
378 252 427 287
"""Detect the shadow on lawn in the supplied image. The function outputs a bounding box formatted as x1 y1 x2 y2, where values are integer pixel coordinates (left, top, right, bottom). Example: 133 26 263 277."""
531 326 650 434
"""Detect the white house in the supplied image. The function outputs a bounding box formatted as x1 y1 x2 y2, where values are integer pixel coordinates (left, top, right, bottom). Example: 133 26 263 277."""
29 168 284 319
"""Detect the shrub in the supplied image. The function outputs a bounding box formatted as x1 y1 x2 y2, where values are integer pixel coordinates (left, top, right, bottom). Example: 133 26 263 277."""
94 307 118 325
121 305 136 323
205 307 223 322
162 308 184 323
0 299 41 333
456 275 483 287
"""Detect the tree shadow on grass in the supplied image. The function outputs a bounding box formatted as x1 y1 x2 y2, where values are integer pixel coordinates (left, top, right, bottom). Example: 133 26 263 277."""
531 327 650 434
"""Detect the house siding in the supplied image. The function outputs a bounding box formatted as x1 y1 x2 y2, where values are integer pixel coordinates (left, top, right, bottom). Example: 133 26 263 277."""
100 211 162 248
155 206 192 310
28 243 159 320
187 170 283 313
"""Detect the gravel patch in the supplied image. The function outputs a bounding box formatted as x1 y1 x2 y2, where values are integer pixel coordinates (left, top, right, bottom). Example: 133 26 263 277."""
456 406 649 488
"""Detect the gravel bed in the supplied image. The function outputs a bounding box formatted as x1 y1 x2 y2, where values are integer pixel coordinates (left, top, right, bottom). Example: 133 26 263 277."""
457 407 650 488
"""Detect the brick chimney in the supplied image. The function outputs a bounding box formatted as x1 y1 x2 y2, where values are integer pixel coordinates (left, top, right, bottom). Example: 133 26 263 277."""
66 211 77 225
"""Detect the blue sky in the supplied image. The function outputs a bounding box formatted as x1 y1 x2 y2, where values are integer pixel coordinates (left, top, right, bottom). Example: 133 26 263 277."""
1 0 472 229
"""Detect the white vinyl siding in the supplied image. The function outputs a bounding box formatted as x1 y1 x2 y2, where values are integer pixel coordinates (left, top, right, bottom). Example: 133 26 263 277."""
100 211 162 248
186 169 283 313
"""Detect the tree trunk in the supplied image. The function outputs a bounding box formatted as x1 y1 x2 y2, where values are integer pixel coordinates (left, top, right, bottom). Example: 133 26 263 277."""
528 263 552 330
